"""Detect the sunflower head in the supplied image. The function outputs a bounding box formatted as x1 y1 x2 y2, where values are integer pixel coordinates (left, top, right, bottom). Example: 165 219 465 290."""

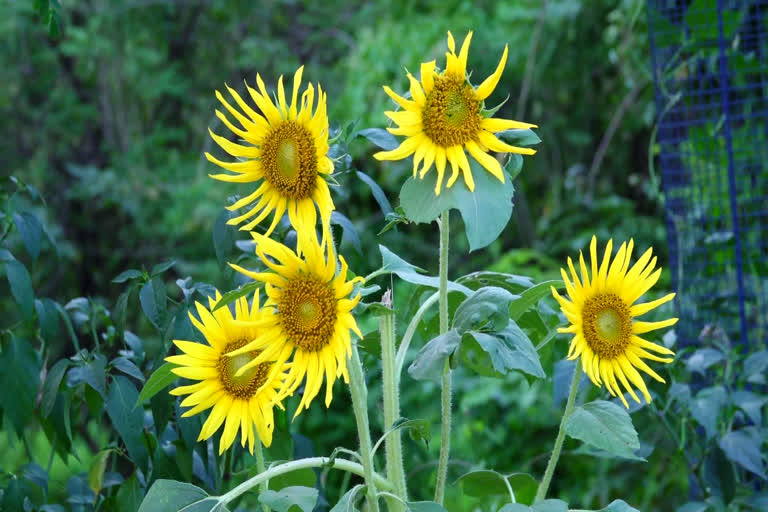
374 30 538 195
551 236 678 408
228 233 363 418
166 291 288 453
205 66 335 245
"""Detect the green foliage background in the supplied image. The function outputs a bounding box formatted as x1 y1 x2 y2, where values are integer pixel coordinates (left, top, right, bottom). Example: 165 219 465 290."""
5 1 764 511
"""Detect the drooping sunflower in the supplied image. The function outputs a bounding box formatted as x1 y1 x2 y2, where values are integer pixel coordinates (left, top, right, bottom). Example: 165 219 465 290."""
205 66 334 244
375 30 537 195
166 291 289 454
551 236 678 408
228 233 363 417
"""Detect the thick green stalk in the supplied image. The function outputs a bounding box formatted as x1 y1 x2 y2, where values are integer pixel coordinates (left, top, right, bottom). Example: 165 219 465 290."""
535 364 583 502
379 295 408 506
434 209 452 504
255 440 270 511
347 343 381 512
218 456 392 505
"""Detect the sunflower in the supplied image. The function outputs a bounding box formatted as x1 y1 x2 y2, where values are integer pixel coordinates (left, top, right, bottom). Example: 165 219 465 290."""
228 233 363 417
374 31 537 195
551 236 678 408
166 291 289 454
205 66 334 245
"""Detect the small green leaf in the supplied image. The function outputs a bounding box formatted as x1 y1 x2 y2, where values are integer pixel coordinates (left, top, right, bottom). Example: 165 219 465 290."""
356 170 393 215
382 418 431 448
13 211 43 261
114 286 134 340
509 280 561 320
67 353 107 399
36 297 61 341
399 160 515 251
0 248 14 262
378 245 471 295
5 260 35 320
564 400 641 459
496 129 542 147
88 449 113 498
138 480 209 512
151 260 176 276
140 277 168 331
455 470 536 502
112 269 143 283
453 286 516 333
355 127 399 150
457 271 535 294
106 376 148 471
212 281 260 311
329 485 366 512
135 363 179 408
685 348 725 374
259 486 319 512
41 359 69 418
213 209 236 267
115 474 143 512
408 329 461 382
504 153 524 181
111 356 145 382
460 323 545 379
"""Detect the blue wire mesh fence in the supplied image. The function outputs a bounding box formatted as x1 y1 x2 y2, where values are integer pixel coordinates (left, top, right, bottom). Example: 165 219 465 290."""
647 0 768 346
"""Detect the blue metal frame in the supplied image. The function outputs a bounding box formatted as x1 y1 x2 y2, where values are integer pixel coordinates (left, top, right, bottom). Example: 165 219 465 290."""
647 0 768 346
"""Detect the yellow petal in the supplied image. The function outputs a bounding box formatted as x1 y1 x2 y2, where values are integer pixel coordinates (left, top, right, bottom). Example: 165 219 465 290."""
476 44 508 100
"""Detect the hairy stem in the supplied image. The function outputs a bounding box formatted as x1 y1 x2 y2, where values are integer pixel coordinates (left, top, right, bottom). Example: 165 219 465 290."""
379 293 408 506
434 209 452 504
535 363 582 502
255 440 269 511
348 343 381 512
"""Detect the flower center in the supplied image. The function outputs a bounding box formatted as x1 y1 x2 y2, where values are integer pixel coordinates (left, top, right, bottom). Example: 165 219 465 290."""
422 75 481 147
278 275 337 352
261 120 317 199
217 340 270 399
581 293 632 359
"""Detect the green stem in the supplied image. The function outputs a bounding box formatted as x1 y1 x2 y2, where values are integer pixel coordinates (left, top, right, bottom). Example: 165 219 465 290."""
535 363 582 502
348 344 381 512
434 209 451 504
379 300 408 507
218 456 392 505
255 440 269 510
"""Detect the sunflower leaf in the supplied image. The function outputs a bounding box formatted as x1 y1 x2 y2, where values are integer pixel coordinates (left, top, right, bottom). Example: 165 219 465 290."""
564 400 641 460
399 160 516 251
408 329 461 382
135 363 179 409
355 128 399 151
258 486 319 512
211 281 260 311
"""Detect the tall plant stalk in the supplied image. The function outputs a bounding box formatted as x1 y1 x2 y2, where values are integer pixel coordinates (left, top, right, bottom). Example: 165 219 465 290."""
535 364 583 502
379 291 408 505
434 209 452 504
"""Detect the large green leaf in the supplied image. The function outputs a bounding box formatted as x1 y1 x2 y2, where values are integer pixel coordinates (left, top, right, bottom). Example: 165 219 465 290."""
399 159 515 251
135 362 179 408
0 336 41 435
268 467 317 492
5 260 35 320
453 286 516 333
138 480 210 512
140 277 168 331
259 486 319 512
564 400 641 459
718 428 766 478
690 386 726 439
460 323 545 379
598 500 641 511
408 329 461 382
407 502 448 512
213 209 236 267
455 470 537 504
106 376 148 471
